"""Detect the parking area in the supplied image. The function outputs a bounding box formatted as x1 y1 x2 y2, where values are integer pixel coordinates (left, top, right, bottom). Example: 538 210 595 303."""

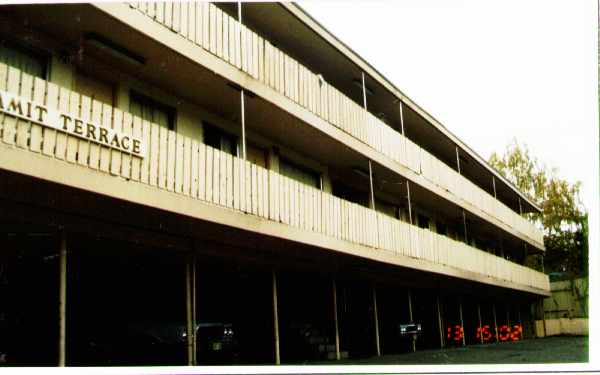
312 336 588 364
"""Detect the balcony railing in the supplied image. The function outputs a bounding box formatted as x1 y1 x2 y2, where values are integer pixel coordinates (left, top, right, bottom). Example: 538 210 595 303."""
0 62 550 292
127 2 544 248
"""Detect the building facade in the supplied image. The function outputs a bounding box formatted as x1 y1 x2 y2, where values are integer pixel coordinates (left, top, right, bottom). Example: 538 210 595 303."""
0 2 549 366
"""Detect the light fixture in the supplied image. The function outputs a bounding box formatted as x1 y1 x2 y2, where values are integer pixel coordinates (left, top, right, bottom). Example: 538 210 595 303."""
85 33 145 67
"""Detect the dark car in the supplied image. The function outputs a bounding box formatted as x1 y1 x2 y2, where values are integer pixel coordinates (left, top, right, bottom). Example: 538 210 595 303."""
398 322 422 340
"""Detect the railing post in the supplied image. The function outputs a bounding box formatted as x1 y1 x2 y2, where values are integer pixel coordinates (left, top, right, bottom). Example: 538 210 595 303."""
58 230 67 367
408 290 415 352
272 270 281 365
372 285 381 356
332 279 340 360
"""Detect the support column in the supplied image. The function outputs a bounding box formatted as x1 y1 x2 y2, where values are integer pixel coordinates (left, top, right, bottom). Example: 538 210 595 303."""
462 209 468 243
332 279 340 361
368 160 376 210
436 295 444 348
399 100 405 136
58 231 67 367
186 256 197 366
408 290 415 352
477 303 483 344
540 300 547 337
518 197 523 215
272 271 281 365
238 2 246 160
361 72 368 110
517 307 523 339
492 176 497 199
492 303 499 343
455 146 461 174
372 285 381 356
458 298 465 347
240 91 246 160
406 181 413 225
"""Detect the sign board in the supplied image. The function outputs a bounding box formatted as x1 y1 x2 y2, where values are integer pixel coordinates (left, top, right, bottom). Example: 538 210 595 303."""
0 90 145 157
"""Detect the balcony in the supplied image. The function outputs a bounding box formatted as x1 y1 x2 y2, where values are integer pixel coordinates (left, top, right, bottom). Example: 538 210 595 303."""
120 2 544 249
0 62 550 294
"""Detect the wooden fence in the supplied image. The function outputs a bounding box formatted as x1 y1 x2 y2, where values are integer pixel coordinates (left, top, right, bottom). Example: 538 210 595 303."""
0 62 549 292
127 2 544 247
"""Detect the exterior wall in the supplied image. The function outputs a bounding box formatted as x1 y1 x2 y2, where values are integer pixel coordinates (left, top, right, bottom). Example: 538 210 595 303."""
113 2 544 250
544 278 588 319
0 61 549 294
535 318 588 337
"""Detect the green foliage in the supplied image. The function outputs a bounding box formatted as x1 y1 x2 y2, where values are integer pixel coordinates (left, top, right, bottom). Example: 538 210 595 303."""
489 139 588 276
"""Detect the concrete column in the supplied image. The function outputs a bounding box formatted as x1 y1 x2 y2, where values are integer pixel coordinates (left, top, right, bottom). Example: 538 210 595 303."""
436 296 444 348
58 231 67 367
408 290 415 352
272 271 281 365
492 303 499 343
477 303 483 344
332 279 340 360
186 256 197 366
372 285 381 356
458 298 466 347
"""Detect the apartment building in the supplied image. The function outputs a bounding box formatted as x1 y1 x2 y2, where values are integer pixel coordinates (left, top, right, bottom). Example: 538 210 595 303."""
0 2 549 366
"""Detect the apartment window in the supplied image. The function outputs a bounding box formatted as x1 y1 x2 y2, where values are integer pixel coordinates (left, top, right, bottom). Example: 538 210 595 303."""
375 199 398 219
203 122 237 156
436 221 448 236
75 70 114 106
280 157 320 189
130 91 175 130
247 143 267 168
417 214 429 230
0 41 47 79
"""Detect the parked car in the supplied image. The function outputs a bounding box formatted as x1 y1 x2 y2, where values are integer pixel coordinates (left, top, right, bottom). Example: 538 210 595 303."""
398 322 422 341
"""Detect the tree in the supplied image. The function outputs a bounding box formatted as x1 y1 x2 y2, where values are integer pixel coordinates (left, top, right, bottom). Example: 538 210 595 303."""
488 139 588 277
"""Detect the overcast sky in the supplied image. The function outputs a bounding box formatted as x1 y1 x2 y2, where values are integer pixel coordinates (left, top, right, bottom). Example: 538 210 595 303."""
301 0 598 214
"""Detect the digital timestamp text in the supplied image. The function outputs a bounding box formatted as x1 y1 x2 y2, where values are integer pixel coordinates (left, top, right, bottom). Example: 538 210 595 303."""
446 324 523 343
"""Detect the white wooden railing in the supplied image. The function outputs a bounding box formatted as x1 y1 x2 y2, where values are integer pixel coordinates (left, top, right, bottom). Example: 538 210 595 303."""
126 2 544 248
0 62 550 292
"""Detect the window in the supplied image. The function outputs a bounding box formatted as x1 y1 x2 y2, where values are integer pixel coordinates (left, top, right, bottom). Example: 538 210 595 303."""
417 214 429 229
247 143 267 168
280 157 320 189
130 91 175 130
203 122 238 156
0 41 47 79
75 70 114 106
436 221 448 236
375 199 398 219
